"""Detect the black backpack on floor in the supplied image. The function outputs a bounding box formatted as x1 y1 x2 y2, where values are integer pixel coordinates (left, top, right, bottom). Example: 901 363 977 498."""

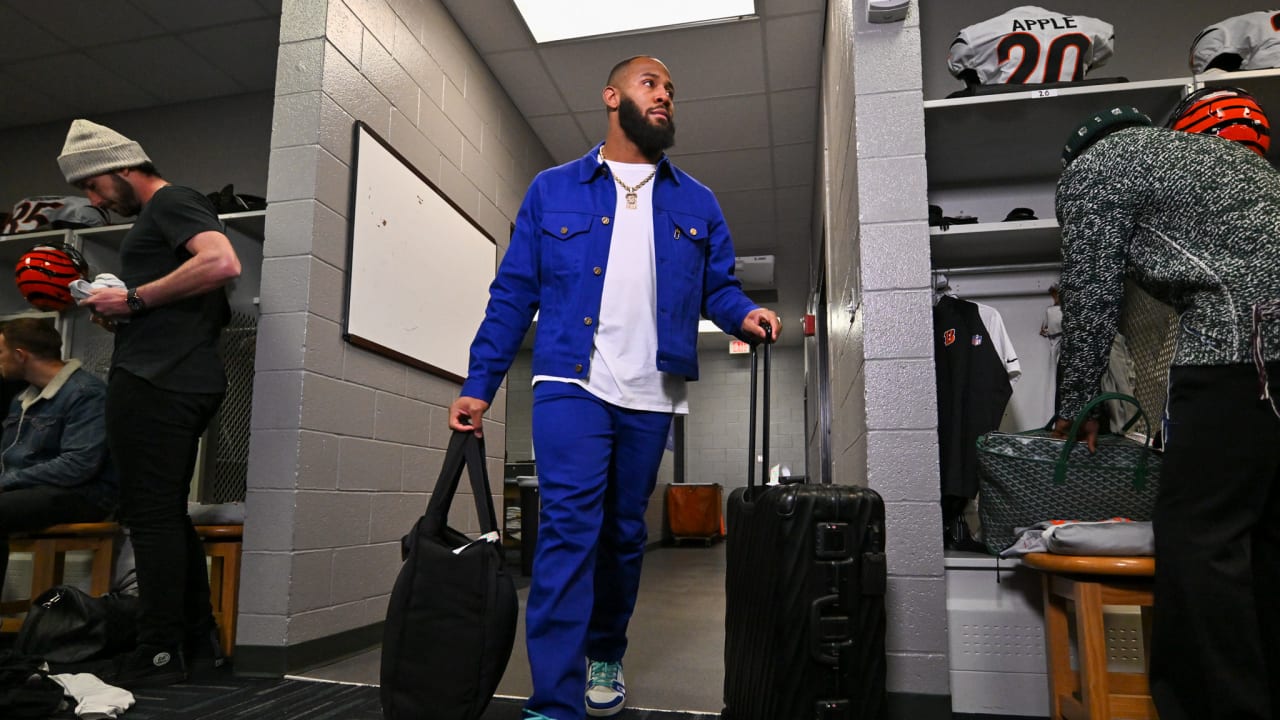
380 430 518 720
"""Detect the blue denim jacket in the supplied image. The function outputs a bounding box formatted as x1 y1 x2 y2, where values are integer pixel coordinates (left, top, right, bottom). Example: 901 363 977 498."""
0 361 117 512
460 143 758 403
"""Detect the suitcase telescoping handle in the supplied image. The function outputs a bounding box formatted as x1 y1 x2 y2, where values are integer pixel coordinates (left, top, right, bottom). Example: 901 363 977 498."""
746 322 772 490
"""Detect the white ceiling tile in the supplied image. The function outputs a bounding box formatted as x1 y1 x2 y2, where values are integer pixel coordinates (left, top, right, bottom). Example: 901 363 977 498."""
716 188 778 227
728 221 782 256
484 51 569 118
667 147 772 193
440 0 535 54
0 4 69 63
570 110 609 148
7 0 165 47
538 19 767 112
668 94 770 153
775 185 814 223
7 52 156 115
85 37 240 104
527 114 588 164
760 0 825 18
181 18 280 90
770 87 818 144
765 14 822 90
773 142 815 187
129 0 270 31
0 67 73 128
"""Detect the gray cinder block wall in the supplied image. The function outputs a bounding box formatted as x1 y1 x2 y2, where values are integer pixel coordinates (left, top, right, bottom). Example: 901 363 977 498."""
822 0 948 714
684 346 806 489
241 0 552 673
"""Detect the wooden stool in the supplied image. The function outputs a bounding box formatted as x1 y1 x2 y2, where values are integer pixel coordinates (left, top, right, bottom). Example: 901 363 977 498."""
195 524 242 657
1023 553 1157 720
1 522 121 633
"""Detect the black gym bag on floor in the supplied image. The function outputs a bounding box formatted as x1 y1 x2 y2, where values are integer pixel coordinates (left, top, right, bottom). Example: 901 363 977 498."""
380 430 518 720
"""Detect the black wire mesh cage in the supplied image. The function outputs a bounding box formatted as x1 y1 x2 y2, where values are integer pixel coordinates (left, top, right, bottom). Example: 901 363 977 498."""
205 312 257 503
1118 280 1178 430
69 309 256 504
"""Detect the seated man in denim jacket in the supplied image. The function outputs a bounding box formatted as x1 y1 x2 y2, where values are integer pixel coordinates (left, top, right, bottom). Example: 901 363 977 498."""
0 318 116 597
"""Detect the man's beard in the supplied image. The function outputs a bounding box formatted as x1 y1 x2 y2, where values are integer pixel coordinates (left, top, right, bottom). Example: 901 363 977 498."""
107 173 142 217
618 96 675 157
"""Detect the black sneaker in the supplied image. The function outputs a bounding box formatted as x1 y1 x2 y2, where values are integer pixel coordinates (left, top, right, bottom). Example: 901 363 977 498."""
185 623 226 672
113 644 187 689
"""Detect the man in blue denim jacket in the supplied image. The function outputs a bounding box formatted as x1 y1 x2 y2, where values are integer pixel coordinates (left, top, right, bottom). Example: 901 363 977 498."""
450 56 780 720
0 319 115 598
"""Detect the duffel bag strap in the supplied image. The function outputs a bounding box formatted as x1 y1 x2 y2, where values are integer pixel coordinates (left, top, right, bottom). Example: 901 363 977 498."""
422 430 500 537
1053 392 1155 489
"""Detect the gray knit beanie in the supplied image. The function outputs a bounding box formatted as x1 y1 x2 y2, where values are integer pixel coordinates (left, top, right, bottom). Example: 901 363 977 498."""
57 119 151 184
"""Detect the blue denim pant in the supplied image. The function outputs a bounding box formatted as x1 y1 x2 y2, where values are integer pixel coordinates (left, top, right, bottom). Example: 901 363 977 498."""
525 382 673 720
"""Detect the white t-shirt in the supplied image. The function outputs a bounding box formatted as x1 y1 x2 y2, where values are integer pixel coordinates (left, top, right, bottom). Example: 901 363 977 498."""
975 302 1022 382
947 5 1115 85
533 157 689 414
1191 11 1280 73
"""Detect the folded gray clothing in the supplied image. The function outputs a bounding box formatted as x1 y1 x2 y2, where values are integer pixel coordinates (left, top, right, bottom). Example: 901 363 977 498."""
1002 519 1154 557
1045 520 1153 556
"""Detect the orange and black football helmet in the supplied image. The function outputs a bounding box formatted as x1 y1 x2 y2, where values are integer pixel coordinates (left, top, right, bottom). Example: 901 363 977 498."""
1167 86 1271 156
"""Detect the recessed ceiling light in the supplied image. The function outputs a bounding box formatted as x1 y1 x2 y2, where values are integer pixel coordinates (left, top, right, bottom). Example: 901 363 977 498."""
513 0 756 44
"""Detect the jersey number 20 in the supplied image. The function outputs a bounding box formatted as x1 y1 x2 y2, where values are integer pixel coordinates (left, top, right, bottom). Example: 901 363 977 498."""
998 32 1092 83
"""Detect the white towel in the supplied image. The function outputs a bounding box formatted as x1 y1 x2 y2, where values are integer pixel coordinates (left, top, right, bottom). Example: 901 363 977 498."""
50 672 135 719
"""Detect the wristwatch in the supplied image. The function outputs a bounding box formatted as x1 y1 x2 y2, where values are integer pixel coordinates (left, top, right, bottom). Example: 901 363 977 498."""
126 287 147 313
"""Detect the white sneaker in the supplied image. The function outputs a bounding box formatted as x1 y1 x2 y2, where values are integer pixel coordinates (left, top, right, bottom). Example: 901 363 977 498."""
585 660 625 717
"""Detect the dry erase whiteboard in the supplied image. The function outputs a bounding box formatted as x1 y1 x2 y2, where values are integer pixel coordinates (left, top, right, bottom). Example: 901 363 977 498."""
344 122 495 381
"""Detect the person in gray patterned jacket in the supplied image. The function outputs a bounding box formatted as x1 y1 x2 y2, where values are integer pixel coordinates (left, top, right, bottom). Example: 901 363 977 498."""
1054 106 1280 720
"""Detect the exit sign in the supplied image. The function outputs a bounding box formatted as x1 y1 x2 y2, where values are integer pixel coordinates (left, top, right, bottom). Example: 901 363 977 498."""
729 340 751 355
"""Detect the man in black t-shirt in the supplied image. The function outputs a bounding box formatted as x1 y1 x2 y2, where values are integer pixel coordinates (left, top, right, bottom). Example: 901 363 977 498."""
58 119 242 688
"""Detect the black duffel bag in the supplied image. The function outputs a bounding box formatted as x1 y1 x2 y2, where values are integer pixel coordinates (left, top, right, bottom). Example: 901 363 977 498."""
380 429 517 720
14 584 138 664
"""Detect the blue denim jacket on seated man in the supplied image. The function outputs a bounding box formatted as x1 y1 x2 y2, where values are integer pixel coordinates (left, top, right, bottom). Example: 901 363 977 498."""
0 360 117 512
460 141 758 403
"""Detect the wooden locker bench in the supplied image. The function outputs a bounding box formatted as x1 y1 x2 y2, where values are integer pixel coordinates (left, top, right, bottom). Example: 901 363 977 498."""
0 522 120 633
2 522 244 658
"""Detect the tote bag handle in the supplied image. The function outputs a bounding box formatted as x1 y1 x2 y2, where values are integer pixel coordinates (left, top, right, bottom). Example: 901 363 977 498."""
422 429 500 537
1053 392 1155 488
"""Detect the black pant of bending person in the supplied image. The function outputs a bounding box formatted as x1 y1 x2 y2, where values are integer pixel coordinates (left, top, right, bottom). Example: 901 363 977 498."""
1150 363 1280 720
0 485 110 596
106 369 223 687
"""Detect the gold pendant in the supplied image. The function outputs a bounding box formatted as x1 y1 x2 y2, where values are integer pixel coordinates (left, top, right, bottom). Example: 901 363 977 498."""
626 192 638 210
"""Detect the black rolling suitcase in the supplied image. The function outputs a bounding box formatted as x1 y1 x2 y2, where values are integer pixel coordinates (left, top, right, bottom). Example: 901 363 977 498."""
723 329 888 720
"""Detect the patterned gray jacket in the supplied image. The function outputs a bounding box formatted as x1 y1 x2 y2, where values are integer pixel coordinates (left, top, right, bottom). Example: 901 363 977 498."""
1055 125 1280 420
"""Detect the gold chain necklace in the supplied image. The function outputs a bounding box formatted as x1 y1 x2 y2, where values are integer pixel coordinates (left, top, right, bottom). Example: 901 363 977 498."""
600 147 656 210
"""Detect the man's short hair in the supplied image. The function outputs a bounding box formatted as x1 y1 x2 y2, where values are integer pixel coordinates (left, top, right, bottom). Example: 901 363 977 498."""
129 161 161 177
607 56 650 87
0 318 63 360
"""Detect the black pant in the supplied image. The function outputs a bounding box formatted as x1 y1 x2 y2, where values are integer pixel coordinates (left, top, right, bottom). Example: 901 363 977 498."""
1150 363 1280 720
106 370 223 649
0 484 110 596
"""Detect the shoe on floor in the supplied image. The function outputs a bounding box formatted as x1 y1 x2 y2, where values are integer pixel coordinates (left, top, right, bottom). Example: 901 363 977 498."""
112 644 188 689
585 659 626 717
185 622 226 671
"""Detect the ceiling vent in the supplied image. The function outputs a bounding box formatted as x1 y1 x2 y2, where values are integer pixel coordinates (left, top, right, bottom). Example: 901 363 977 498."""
734 255 775 290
